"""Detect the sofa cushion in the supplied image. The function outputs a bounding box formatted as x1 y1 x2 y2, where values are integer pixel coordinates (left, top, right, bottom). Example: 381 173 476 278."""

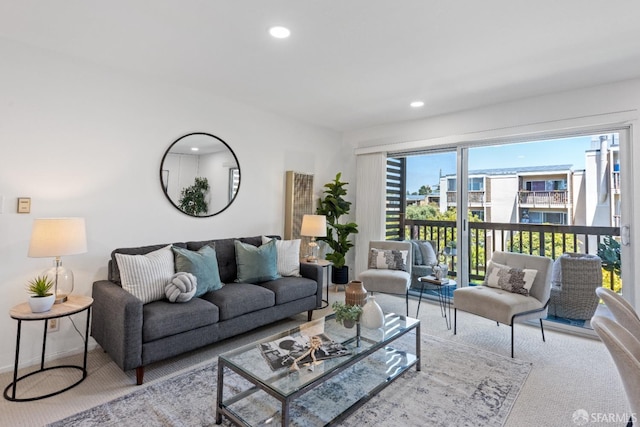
262 236 301 277
142 297 219 342
186 236 280 284
165 272 197 302
172 245 223 297
259 276 317 305
235 239 279 283
109 242 187 284
201 283 275 320
115 245 174 303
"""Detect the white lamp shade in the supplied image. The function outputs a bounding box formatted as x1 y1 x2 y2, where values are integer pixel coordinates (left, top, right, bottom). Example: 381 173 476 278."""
300 215 327 237
28 218 88 258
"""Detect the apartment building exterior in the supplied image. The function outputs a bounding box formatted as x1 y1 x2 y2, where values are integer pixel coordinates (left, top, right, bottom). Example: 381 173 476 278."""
435 134 620 229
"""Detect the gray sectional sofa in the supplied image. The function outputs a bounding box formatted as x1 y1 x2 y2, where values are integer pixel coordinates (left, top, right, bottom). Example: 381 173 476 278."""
91 235 323 384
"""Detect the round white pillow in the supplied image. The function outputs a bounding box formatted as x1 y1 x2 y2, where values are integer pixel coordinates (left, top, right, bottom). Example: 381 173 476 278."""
165 272 197 303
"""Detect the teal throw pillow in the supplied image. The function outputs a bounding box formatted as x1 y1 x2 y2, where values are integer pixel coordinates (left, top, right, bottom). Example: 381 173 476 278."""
172 245 223 297
234 239 280 283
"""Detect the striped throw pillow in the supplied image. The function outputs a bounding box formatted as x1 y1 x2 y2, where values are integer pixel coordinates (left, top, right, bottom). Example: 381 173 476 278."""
115 245 175 303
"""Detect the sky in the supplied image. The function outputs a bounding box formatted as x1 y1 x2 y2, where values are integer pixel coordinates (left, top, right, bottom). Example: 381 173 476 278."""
406 135 601 194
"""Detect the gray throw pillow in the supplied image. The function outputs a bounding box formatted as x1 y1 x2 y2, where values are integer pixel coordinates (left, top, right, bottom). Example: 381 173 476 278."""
411 241 423 265
418 241 438 266
172 245 223 297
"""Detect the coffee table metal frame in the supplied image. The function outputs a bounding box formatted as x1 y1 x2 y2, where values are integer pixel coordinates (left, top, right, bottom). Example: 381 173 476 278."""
216 312 420 426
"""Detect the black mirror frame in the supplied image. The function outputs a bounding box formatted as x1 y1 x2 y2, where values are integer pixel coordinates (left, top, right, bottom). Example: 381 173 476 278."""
160 132 241 218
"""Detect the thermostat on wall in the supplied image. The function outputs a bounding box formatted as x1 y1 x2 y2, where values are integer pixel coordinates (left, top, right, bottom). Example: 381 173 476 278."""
17 197 31 213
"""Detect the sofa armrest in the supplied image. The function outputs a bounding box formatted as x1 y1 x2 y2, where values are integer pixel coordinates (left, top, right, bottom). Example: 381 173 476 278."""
91 280 144 371
299 263 324 308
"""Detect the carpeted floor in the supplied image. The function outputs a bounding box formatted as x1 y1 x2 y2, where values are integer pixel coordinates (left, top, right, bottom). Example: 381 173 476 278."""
46 333 531 427
0 289 630 427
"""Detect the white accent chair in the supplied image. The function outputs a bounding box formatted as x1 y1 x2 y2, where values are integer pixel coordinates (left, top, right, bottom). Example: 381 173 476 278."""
453 251 553 358
591 315 640 422
596 286 640 342
358 241 412 316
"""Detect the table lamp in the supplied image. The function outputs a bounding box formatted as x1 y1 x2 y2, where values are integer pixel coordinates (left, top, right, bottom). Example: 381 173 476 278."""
300 214 327 263
28 218 87 303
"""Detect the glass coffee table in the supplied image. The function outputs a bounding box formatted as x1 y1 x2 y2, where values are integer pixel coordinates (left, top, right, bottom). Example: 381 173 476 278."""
216 312 420 426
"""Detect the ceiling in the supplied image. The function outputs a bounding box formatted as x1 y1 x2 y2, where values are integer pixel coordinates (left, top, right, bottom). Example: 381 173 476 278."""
3 1 640 132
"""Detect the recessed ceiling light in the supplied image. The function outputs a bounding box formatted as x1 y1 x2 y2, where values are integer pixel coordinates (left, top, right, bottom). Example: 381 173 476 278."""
269 26 291 39
191 147 199 152
410 101 425 108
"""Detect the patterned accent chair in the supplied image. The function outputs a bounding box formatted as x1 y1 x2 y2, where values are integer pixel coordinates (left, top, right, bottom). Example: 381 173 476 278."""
358 241 412 315
453 251 553 358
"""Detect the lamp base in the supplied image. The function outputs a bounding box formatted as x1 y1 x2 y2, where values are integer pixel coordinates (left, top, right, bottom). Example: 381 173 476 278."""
55 294 68 304
306 256 319 263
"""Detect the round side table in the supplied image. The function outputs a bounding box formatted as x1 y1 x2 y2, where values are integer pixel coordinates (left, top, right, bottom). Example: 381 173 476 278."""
4 295 93 402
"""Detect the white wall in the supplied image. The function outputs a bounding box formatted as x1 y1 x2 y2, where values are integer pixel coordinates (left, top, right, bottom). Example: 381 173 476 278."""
0 39 354 372
346 78 640 311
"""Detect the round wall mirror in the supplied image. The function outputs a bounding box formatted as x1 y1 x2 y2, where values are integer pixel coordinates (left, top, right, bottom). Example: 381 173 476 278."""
160 132 240 217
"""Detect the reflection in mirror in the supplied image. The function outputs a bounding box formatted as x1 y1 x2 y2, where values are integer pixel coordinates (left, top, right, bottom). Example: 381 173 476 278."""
160 132 240 217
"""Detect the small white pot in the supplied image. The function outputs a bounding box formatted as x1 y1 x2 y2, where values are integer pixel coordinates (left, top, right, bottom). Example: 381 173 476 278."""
28 294 55 313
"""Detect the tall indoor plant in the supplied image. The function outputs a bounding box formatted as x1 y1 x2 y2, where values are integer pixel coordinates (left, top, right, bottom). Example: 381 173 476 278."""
316 173 358 284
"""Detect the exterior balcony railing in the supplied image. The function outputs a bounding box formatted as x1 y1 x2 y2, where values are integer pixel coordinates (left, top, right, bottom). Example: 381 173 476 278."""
518 190 568 207
446 191 485 205
404 219 620 290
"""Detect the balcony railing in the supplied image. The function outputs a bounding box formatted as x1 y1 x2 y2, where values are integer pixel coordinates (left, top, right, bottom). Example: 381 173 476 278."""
446 191 485 204
404 219 620 290
518 190 568 206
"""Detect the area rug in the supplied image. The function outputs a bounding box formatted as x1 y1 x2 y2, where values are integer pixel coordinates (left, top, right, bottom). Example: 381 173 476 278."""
48 333 531 427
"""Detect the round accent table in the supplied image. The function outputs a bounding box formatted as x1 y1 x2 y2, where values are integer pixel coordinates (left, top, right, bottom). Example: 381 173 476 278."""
4 295 93 402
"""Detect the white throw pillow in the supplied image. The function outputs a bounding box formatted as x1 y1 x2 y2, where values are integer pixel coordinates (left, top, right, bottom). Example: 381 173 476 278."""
484 260 537 296
115 245 175 303
262 236 301 277
368 248 409 271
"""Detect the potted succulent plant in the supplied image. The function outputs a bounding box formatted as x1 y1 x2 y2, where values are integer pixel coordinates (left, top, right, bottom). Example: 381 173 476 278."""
26 275 55 313
331 301 363 328
316 173 359 284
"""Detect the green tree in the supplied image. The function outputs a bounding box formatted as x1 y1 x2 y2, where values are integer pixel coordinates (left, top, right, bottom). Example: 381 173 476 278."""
316 173 359 269
418 185 432 195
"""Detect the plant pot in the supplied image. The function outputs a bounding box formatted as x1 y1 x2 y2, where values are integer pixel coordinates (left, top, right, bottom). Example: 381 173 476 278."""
28 294 55 313
332 265 349 285
343 319 356 328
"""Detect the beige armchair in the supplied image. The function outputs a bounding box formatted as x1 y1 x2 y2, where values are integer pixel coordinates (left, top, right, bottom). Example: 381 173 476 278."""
453 251 553 357
358 241 412 315
591 315 640 420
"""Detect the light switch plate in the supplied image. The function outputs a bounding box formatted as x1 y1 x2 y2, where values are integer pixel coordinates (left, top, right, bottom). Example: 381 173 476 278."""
17 197 31 213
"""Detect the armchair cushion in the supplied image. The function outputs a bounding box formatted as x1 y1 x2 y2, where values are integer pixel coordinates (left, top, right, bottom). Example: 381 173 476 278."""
359 269 411 295
368 248 409 271
484 261 537 296
416 240 438 266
